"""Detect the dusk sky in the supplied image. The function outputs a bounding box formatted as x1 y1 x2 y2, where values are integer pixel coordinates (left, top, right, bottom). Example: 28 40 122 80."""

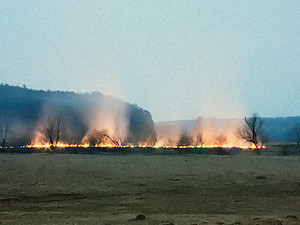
1 0 299 121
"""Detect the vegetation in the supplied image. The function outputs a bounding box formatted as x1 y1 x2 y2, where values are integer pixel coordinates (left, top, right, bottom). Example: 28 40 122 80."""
85 129 120 147
0 84 157 146
215 134 227 147
193 133 204 147
1 84 300 154
177 133 193 146
237 113 264 154
42 120 61 145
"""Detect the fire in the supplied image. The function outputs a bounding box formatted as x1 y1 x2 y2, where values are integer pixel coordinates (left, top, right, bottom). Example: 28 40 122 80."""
25 141 264 149
25 142 120 149
153 144 264 149
26 142 87 149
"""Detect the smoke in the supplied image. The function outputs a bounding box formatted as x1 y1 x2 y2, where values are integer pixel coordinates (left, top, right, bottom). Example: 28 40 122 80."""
155 122 181 146
155 117 250 147
30 96 247 148
3 85 260 148
82 94 129 145
192 118 245 147
31 97 89 145
24 90 156 147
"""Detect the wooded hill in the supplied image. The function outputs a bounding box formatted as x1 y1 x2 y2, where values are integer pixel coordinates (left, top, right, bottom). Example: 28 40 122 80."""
0 84 156 146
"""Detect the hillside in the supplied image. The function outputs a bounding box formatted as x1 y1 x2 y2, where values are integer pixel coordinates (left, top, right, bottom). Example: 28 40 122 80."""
0 84 156 146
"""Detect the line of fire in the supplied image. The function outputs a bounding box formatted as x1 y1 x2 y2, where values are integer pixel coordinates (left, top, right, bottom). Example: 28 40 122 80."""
0 113 266 153
6 86 299 154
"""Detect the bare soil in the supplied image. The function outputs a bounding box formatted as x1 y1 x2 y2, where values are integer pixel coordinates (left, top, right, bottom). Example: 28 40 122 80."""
0 154 299 224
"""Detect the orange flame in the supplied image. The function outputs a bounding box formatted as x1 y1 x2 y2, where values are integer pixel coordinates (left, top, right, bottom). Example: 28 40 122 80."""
26 142 264 149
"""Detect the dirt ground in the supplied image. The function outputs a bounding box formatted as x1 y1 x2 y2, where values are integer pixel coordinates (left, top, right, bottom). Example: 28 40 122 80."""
0 153 299 225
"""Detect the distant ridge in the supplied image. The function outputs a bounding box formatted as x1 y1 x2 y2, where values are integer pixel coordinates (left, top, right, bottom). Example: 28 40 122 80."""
156 116 300 143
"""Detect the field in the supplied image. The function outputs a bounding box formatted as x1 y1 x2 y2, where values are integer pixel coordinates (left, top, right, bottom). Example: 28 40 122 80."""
0 151 299 224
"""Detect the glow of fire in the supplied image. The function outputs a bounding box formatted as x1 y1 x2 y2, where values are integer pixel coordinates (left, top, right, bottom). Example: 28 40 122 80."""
26 142 87 149
25 142 265 149
25 142 119 149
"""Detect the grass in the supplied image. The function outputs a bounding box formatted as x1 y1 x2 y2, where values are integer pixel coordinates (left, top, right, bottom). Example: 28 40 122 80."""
0 153 299 224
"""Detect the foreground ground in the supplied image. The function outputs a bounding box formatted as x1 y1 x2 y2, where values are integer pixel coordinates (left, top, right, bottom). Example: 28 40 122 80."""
0 153 299 224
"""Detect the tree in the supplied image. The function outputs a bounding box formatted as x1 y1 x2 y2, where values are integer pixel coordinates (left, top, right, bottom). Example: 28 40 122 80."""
177 133 192 146
237 113 263 153
56 120 60 144
215 134 227 147
194 133 204 147
42 119 61 145
86 129 120 147
290 124 300 146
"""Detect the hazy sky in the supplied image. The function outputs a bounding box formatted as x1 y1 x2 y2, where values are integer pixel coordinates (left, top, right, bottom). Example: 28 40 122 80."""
1 1 300 121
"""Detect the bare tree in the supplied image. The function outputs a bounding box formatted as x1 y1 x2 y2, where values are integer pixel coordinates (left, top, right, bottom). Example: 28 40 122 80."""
86 129 120 147
42 120 61 145
177 133 192 147
237 113 263 153
105 133 120 147
56 120 60 144
290 124 300 146
193 133 204 147
86 130 99 147
215 134 227 147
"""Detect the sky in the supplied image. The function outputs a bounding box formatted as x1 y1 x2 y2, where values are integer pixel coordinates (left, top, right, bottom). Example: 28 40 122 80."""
0 0 300 122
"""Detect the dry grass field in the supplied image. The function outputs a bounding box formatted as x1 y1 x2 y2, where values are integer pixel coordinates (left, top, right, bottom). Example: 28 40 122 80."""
0 152 299 224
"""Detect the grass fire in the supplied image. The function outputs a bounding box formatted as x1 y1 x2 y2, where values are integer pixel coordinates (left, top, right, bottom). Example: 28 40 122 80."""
2 85 299 155
1 1 300 223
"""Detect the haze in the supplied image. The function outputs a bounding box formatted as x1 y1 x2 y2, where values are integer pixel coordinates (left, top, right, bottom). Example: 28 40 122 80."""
1 1 299 121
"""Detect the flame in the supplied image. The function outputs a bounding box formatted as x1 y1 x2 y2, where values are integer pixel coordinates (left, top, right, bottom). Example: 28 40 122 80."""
25 141 265 149
26 141 120 149
26 142 87 149
153 144 264 149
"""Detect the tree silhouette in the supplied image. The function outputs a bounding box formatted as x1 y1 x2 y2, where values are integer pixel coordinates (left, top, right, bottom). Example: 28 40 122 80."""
215 134 227 147
42 120 61 145
194 133 204 147
86 129 120 147
237 113 263 154
178 133 192 146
